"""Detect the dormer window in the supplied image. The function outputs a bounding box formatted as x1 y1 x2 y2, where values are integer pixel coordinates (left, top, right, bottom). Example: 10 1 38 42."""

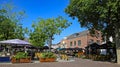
73 33 79 37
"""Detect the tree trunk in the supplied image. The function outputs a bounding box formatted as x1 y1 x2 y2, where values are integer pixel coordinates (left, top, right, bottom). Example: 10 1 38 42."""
48 36 52 51
115 28 120 64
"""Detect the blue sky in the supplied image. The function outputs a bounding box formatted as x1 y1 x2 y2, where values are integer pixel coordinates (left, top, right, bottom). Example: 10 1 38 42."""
1 0 87 44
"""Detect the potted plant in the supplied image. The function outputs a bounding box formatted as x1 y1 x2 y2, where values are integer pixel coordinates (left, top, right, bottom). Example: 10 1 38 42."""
11 52 31 63
39 52 56 62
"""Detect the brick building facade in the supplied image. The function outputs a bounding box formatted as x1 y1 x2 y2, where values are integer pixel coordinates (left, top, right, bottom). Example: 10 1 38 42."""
59 30 102 49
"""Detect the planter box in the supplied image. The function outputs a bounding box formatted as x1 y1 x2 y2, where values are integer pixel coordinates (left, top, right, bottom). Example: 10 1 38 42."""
11 57 31 63
19 58 31 63
39 58 56 62
11 58 19 63
39 58 46 62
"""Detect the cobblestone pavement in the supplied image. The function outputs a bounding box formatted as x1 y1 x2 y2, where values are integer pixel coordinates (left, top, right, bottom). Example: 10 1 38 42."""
0 58 120 67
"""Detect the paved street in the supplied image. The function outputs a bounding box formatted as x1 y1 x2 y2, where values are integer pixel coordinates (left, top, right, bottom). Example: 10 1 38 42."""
0 58 120 67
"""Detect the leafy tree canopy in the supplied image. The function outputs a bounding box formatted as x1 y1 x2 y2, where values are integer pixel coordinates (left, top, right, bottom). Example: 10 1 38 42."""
0 2 27 40
65 0 120 40
29 16 71 48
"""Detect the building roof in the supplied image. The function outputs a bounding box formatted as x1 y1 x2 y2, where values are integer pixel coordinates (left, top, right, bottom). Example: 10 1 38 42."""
66 30 89 39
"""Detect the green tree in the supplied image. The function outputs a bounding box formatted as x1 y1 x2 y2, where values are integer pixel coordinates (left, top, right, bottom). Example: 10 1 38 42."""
29 16 71 51
29 23 47 47
0 9 15 40
0 2 26 40
65 0 120 63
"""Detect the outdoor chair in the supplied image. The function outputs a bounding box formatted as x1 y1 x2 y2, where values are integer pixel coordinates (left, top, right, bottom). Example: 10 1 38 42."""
60 54 69 60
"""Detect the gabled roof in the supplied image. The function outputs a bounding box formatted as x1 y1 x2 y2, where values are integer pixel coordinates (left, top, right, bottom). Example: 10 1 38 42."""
67 30 89 39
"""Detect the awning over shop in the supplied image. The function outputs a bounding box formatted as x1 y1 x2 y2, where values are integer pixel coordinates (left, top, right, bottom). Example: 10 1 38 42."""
0 39 31 45
58 48 83 51
85 43 100 49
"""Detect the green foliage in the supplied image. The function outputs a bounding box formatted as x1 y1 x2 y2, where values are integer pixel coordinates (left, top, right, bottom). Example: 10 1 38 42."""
0 2 27 40
0 13 15 40
14 52 29 59
40 52 56 58
65 0 120 41
29 16 71 48
29 32 46 47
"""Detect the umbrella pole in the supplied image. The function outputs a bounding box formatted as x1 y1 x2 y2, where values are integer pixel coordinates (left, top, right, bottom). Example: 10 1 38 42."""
24 46 27 53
